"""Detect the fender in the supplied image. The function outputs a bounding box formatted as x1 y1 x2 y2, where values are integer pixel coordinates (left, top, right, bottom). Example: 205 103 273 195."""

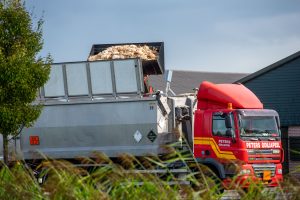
196 158 226 179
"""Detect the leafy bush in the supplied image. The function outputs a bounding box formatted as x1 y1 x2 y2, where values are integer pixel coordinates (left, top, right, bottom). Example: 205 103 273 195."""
0 151 299 200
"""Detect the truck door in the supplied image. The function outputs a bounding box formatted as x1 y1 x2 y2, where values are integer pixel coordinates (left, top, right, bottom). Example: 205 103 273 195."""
210 112 238 161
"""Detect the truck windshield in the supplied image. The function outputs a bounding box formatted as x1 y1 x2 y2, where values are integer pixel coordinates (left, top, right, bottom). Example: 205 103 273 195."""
239 116 280 138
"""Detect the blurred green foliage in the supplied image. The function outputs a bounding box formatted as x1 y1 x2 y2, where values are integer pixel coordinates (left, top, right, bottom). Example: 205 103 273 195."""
0 0 51 163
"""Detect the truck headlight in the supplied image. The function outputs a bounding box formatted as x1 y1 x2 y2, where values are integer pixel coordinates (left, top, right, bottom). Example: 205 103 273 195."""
272 149 280 154
238 169 251 175
247 149 255 154
277 168 282 174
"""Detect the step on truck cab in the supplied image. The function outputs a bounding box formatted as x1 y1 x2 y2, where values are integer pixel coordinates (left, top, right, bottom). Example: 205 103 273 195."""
193 81 283 187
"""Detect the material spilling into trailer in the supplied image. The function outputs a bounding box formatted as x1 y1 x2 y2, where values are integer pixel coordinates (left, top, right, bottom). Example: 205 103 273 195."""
88 45 158 61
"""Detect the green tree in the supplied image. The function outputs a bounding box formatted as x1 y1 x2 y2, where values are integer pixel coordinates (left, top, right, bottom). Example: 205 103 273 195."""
0 0 50 164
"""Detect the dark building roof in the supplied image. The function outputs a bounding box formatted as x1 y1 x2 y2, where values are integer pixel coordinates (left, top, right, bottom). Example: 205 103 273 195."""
149 70 248 94
237 50 300 126
237 50 300 83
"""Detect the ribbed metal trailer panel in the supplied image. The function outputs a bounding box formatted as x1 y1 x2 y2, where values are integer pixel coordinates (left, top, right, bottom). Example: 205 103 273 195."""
20 97 173 160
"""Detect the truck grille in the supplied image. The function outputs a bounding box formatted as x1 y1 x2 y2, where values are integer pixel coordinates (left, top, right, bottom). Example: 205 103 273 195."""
247 149 279 154
254 149 273 154
247 148 281 162
249 157 280 161
252 164 276 178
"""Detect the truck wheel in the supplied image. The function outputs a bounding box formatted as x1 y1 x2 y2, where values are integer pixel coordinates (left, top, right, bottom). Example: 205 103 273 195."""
203 165 224 194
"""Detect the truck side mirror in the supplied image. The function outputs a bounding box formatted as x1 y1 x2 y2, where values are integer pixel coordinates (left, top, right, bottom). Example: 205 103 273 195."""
164 70 173 83
225 114 233 129
224 113 236 143
226 129 233 137
226 129 236 143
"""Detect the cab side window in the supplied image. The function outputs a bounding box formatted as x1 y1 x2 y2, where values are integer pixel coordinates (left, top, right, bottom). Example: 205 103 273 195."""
212 114 227 136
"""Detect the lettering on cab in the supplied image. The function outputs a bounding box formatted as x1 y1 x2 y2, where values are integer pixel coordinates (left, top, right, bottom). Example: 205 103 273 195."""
245 142 280 149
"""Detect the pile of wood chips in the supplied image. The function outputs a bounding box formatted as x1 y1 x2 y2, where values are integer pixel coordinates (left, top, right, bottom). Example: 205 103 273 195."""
88 45 157 61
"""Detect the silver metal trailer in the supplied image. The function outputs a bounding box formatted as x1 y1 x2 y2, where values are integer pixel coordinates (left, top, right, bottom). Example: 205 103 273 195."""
21 97 169 159
1 55 196 162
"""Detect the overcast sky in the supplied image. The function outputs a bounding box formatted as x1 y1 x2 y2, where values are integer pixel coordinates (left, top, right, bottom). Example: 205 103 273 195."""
26 0 300 73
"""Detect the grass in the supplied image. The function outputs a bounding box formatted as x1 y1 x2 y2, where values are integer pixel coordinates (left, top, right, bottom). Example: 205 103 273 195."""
0 149 299 200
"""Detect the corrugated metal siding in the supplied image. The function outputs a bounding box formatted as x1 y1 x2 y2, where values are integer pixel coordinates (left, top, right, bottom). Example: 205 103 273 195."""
281 127 289 174
289 126 300 178
289 126 300 137
243 58 300 126
289 162 300 178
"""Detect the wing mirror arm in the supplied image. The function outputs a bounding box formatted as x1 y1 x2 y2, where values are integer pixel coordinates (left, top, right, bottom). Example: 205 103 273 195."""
226 129 236 143
232 133 236 143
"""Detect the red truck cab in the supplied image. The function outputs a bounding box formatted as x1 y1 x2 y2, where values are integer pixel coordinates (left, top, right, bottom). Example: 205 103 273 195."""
193 81 283 187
